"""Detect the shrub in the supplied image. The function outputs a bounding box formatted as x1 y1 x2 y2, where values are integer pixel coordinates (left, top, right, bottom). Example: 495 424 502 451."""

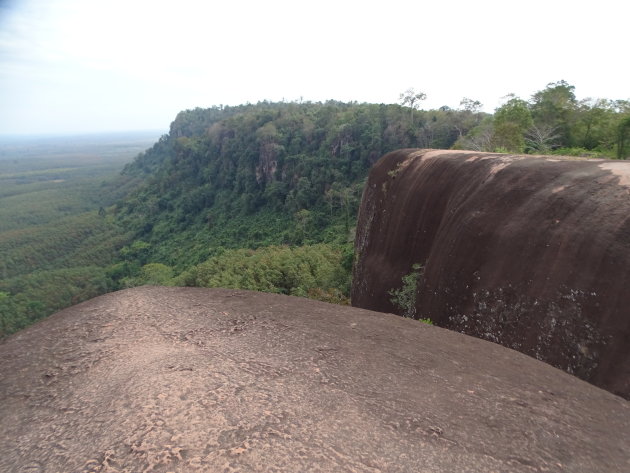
389 263 423 318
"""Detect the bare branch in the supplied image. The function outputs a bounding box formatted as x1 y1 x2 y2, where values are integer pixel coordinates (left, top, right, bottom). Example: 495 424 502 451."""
525 124 560 153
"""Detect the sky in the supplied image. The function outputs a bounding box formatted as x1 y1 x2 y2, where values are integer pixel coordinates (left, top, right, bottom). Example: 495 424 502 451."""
0 0 627 135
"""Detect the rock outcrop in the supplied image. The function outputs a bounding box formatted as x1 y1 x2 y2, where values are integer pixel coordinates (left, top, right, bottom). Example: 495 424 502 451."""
1 287 628 472
352 149 630 399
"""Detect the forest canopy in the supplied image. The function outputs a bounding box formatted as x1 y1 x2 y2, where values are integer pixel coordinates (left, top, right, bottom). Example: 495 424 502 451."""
454 81 630 156
1 81 628 336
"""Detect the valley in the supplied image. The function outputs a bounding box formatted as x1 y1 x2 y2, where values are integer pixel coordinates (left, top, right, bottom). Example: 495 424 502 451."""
1 87 628 339
0 131 161 335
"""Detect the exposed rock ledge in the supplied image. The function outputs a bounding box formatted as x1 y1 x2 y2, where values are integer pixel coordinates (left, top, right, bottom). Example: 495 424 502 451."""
352 149 630 398
1 287 627 472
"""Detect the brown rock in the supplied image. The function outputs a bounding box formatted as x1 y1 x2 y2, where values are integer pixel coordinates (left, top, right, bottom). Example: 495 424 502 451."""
1 287 628 472
352 149 630 398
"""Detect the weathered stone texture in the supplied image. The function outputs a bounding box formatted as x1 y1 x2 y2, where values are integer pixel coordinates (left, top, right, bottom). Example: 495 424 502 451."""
1 287 628 471
352 149 630 398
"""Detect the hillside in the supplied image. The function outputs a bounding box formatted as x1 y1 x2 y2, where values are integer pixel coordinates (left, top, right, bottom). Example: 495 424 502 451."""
114 101 480 267
0 132 159 335
101 101 485 300
109 87 630 281
1 86 628 336
1 287 627 472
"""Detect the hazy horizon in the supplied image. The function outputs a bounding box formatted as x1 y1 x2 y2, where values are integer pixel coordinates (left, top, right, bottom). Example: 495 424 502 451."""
0 128 166 139
1 0 627 135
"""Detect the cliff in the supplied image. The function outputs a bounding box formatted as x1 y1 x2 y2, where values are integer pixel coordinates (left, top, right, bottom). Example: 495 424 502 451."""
352 149 630 398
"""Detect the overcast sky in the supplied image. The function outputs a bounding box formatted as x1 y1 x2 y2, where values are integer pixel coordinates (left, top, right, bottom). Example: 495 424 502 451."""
0 0 627 135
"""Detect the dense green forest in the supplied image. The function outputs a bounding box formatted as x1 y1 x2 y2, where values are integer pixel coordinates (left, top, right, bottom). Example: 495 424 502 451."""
0 132 158 335
454 81 630 156
1 82 628 336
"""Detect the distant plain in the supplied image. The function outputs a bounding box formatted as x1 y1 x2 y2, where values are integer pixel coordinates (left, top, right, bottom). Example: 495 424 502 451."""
0 131 161 335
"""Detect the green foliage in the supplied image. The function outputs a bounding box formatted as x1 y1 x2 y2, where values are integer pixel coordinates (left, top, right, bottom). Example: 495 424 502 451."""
617 116 630 159
572 99 617 151
452 82 627 157
117 101 450 266
0 266 111 337
120 240 152 264
120 263 174 287
389 263 424 318
453 116 494 151
492 96 533 153
530 80 577 144
551 147 612 158
174 244 351 303
0 134 147 336
3 92 628 337
0 212 130 279
0 164 138 233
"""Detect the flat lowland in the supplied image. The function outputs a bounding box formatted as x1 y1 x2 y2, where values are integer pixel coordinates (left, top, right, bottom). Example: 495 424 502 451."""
1 287 628 472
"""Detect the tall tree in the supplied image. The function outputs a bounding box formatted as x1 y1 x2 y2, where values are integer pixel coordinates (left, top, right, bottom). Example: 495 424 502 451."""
451 98 484 139
492 96 533 152
572 99 617 150
399 88 427 125
459 97 482 113
530 80 577 146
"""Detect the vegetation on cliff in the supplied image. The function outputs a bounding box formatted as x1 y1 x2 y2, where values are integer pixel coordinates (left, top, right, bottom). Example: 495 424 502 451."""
1 83 628 336
112 100 464 271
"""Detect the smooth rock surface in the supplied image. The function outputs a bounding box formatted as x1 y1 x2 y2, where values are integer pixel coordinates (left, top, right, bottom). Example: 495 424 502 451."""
1 286 628 472
352 149 630 398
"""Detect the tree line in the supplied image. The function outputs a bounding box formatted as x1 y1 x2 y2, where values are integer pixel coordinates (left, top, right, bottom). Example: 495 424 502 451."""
2 82 627 336
451 81 629 157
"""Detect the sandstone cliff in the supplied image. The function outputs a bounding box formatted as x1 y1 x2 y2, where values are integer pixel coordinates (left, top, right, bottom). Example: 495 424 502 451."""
352 149 630 398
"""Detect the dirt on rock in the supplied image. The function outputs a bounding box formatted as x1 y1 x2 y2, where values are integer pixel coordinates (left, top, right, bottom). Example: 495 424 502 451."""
1 286 628 472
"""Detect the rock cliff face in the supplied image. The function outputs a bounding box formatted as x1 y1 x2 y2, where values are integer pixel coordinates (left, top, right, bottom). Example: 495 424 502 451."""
352 149 630 399
1 287 628 472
